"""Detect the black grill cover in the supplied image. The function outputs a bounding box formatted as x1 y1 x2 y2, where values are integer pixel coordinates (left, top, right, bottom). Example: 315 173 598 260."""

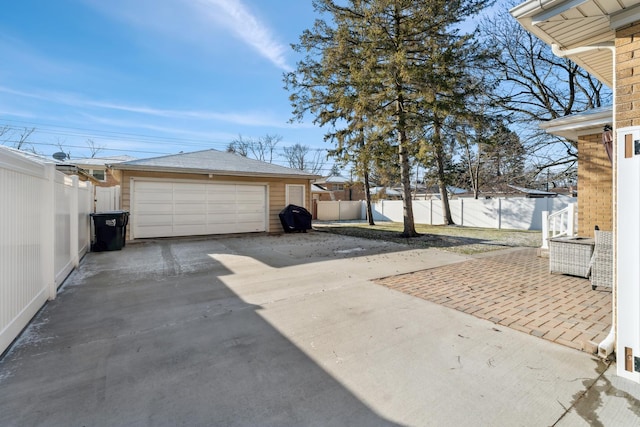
279 204 312 233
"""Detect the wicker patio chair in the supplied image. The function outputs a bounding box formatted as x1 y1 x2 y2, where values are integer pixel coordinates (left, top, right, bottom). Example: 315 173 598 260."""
590 230 613 290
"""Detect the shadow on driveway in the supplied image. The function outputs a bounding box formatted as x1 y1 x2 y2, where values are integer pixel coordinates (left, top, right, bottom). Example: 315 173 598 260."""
0 235 403 426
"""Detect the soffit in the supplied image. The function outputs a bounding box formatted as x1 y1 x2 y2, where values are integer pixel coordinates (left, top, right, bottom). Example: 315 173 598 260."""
511 0 640 88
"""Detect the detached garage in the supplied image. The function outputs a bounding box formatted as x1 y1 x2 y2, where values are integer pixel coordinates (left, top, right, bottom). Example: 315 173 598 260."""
110 149 318 240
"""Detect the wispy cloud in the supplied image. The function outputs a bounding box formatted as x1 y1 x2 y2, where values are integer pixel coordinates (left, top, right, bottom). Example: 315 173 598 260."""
193 0 292 71
80 0 292 71
0 86 293 128
78 113 239 143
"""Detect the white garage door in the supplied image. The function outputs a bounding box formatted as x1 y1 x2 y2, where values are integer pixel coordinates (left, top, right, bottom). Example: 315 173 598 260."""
132 180 267 238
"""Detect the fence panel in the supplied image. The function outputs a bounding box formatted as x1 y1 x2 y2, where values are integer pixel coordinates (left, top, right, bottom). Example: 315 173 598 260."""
317 197 573 231
316 201 340 220
316 201 362 220
0 147 92 355
0 150 50 355
458 198 500 228
55 175 73 287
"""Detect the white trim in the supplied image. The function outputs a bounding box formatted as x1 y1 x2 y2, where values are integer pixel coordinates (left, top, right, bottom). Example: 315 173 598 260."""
129 177 136 239
265 185 270 233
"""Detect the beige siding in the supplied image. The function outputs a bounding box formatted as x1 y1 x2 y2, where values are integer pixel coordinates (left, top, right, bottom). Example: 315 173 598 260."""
120 170 312 239
577 133 613 237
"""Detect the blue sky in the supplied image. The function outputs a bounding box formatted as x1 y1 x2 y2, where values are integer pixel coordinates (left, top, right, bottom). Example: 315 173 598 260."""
1 0 505 172
0 0 329 167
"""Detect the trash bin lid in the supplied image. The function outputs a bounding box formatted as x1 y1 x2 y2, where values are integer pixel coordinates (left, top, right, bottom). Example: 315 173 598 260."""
90 210 129 217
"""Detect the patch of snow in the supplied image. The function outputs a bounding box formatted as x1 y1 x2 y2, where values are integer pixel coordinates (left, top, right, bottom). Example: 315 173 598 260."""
334 247 366 254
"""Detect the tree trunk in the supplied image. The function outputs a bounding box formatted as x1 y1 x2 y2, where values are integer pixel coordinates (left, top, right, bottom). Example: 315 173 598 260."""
398 127 418 236
363 168 375 226
434 122 455 225
393 7 417 238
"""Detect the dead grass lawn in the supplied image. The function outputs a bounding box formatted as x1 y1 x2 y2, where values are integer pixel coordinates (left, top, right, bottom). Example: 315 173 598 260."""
314 221 541 254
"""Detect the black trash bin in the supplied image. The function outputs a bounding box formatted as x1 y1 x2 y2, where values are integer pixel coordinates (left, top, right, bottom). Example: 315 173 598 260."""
90 211 129 251
279 204 312 233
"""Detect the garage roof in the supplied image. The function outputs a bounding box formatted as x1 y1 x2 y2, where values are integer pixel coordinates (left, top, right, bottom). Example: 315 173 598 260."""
110 149 320 179
511 0 640 88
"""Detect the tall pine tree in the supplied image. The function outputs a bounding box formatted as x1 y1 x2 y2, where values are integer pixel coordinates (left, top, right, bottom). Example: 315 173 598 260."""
285 0 493 235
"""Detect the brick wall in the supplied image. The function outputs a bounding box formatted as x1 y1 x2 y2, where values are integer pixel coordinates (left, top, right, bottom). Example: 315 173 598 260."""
616 22 640 128
577 133 613 236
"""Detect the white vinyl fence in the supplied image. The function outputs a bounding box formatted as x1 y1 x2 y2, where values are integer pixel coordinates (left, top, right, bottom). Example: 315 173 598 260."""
317 196 574 231
95 185 120 212
316 200 362 221
1 148 92 355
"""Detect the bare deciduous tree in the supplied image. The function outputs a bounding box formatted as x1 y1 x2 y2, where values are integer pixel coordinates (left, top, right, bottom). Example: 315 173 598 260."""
479 2 611 174
86 138 105 158
282 143 325 174
14 127 36 151
227 134 281 163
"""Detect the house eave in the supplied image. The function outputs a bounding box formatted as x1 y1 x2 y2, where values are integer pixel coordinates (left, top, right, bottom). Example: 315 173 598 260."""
509 0 570 20
510 0 634 88
539 107 612 140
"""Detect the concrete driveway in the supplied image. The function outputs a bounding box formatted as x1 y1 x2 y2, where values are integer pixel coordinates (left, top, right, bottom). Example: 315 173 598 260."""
0 232 637 426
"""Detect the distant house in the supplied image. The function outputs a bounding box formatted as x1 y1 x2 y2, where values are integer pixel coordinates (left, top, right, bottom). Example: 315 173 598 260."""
72 155 136 187
110 149 319 239
313 175 367 201
369 186 402 200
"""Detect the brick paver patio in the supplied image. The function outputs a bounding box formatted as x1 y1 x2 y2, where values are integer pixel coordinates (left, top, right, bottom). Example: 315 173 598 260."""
375 248 612 353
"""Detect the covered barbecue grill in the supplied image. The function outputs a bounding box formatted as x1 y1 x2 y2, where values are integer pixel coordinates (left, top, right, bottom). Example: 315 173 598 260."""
279 204 312 233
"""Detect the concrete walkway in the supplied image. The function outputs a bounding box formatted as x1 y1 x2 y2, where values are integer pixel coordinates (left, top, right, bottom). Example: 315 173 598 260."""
376 248 612 354
0 233 638 426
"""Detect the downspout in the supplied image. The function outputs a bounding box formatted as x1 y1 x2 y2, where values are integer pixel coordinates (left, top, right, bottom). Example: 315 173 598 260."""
552 42 617 358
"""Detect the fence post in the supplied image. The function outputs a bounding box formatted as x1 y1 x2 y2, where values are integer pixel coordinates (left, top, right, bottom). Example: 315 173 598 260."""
498 198 502 230
568 202 576 236
70 176 79 268
87 182 93 251
541 211 549 249
43 164 56 300
338 200 341 221
460 199 464 226
115 185 121 210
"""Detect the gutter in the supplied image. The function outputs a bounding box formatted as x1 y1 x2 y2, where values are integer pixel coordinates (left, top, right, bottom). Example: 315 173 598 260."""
552 40 617 359
509 0 567 19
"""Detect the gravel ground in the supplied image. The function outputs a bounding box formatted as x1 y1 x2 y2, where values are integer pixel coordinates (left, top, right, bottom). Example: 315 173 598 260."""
313 221 541 254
